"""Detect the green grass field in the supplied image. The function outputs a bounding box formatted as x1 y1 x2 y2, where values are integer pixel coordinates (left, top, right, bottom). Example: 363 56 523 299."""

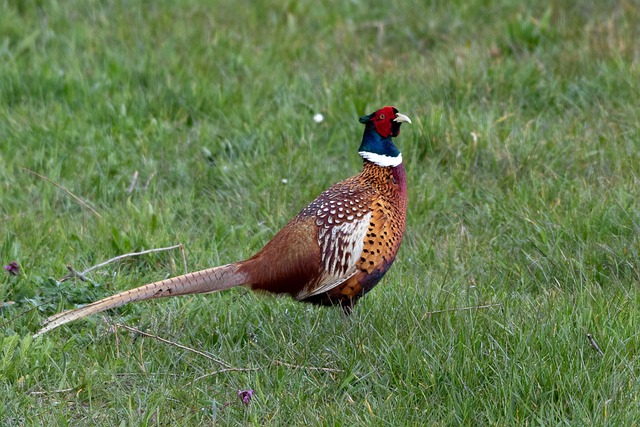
2 0 639 425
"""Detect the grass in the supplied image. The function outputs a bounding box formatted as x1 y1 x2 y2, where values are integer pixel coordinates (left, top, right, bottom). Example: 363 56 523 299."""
1 0 639 424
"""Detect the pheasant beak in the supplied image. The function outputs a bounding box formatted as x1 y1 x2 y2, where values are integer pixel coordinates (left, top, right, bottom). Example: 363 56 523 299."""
393 112 412 124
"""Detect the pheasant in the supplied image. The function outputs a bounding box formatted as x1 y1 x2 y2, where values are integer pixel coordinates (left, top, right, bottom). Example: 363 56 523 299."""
35 106 411 337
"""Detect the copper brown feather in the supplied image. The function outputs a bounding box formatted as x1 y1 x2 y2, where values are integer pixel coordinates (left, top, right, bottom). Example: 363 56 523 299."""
35 106 411 337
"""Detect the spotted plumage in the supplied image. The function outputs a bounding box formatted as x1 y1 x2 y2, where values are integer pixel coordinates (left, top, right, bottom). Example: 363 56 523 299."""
300 161 407 311
35 106 411 337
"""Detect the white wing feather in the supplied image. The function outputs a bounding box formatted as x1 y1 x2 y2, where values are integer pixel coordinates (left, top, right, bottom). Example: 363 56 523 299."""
296 212 371 299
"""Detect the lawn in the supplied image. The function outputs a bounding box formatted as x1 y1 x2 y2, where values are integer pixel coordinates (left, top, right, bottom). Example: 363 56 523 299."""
1 0 639 425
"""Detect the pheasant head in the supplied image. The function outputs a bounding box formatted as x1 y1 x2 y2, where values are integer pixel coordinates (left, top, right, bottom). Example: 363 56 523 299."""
358 106 411 167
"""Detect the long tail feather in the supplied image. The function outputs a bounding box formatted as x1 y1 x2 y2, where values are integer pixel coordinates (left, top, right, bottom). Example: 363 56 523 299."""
34 263 247 337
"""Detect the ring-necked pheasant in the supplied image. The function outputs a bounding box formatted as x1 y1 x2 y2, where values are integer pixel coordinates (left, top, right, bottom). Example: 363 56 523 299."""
35 106 411 337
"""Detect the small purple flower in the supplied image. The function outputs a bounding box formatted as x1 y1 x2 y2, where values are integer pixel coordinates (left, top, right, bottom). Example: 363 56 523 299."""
238 389 254 405
3 261 19 276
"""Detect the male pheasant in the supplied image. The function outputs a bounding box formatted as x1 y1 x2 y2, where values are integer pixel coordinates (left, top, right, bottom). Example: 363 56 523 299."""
35 106 411 337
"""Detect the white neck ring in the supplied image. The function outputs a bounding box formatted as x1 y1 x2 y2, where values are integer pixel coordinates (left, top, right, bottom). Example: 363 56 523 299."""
358 151 403 167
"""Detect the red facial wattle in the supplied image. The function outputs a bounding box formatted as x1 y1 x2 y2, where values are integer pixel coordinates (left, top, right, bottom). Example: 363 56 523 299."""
372 106 400 138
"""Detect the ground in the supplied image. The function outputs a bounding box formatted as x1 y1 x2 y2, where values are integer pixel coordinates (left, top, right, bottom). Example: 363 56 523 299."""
1 0 639 425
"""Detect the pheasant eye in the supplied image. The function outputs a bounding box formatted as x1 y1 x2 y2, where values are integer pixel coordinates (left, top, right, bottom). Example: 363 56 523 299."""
379 114 385 120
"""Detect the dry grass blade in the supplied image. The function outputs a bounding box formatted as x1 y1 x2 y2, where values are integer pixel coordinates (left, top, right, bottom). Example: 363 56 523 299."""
20 166 103 219
273 360 342 373
112 322 233 368
60 244 188 282
422 303 502 320
587 333 605 356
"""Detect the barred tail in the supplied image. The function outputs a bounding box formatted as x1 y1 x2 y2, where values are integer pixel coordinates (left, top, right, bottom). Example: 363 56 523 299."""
34 263 247 337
